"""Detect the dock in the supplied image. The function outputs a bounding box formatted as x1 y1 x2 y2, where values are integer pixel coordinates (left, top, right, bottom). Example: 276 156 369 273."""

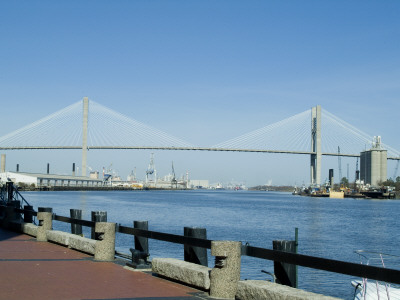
0 227 208 300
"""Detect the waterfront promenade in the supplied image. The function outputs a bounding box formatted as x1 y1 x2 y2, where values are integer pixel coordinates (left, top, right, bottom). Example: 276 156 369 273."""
0 227 209 300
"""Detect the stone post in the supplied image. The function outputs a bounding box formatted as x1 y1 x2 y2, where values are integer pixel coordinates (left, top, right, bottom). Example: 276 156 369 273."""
210 241 241 299
94 222 115 261
37 212 52 242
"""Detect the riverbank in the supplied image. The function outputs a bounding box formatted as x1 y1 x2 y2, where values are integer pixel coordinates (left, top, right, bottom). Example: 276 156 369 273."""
16 186 192 192
15 185 400 199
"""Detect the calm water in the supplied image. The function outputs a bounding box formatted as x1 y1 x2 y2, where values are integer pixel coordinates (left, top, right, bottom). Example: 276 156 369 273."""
20 190 400 299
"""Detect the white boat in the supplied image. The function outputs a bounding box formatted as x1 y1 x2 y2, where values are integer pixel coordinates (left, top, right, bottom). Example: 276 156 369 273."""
352 250 400 300
352 280 400 300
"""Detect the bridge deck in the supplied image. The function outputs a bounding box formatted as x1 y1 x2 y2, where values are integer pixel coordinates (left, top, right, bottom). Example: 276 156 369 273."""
0 227 208 300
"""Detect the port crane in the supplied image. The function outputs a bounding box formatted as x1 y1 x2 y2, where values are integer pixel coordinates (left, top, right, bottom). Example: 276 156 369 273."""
146 153 156 185
171 161 177 188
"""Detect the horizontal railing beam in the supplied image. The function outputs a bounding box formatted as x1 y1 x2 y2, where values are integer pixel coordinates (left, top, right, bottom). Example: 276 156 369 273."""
53 214 94 227
15 208 37 216
242 245 400 284
117 225 212 249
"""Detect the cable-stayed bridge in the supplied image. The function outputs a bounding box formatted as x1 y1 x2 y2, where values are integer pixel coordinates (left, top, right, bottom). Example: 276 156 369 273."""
0 98 399 185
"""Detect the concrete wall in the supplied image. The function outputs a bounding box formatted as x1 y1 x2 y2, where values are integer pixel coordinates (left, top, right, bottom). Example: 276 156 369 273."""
236 280 341 300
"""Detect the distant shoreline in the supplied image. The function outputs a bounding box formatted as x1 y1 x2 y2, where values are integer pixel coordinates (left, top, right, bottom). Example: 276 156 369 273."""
17 186 192 192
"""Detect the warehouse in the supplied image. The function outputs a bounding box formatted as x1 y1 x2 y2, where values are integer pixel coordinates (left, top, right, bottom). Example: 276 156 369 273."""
0 171 103 188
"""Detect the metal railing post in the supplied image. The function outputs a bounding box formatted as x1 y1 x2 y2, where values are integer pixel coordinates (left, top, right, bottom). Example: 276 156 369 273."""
23 205 34 223
184 227 208 266
127 220 151 269
91 211 107 239
6 182 13 202
70 209 82 236
273 240 298 288
4 201 20 228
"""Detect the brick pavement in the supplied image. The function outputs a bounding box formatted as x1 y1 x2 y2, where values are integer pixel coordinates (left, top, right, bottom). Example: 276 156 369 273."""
0 227 210 300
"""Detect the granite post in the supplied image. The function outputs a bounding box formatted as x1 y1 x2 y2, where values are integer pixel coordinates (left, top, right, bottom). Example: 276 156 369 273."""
94 222 115 261
37 211 53 242
210 241 241 299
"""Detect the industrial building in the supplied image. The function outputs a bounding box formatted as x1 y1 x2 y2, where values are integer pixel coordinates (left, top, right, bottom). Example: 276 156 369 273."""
360 136 387 186
189 180 210 189
0 171 103 188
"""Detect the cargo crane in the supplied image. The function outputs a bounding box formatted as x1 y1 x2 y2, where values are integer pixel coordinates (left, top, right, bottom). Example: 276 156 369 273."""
146 153 156 185
171 161 177 188
103 163 113 182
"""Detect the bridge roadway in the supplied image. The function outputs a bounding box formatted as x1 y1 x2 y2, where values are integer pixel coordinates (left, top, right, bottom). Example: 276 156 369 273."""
0 227 209 300
1 146 399 160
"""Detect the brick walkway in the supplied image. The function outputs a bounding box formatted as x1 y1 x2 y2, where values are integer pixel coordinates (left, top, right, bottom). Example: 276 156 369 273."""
0 227 209 300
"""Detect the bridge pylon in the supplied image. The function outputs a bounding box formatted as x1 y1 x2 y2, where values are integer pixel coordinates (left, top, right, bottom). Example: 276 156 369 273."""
82 97 89 177
310 105 321 186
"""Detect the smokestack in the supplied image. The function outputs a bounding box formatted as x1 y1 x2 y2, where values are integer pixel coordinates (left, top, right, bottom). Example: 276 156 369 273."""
72 163 75 176
16 164 19 172
329 169 334 187
1 154 5 173
47 163 50 174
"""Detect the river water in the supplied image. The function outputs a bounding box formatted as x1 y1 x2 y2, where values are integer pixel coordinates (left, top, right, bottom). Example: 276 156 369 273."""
20 190 400 299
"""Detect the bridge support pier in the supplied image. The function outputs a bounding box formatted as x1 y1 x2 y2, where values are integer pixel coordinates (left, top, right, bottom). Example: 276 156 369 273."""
1 154 5 173
310 105 321 186
82 97 89 177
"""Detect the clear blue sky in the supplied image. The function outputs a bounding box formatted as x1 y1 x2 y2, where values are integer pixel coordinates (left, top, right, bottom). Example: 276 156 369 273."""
0 1 399 186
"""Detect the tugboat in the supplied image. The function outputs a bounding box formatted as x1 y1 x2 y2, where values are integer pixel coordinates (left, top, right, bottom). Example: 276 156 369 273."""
360 186 396 199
